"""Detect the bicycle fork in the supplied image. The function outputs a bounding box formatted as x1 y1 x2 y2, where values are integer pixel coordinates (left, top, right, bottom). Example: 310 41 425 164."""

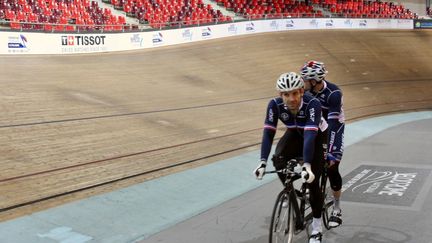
288 188 304 232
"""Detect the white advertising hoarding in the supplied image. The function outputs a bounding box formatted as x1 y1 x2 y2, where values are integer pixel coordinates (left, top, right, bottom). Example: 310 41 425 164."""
0 18 413 55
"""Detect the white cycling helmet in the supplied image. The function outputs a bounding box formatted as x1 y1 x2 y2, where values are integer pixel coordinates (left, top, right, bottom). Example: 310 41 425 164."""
300 60 327 82
276 72 304 92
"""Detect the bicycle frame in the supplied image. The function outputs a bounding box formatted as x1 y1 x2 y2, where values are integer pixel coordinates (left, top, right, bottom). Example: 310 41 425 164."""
284 173 307 232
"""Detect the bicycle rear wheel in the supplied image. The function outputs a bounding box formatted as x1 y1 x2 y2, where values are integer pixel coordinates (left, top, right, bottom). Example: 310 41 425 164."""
269 190 295 243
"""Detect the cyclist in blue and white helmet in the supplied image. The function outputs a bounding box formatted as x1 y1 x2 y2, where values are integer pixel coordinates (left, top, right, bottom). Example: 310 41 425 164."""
300 60 328 89
301 60 345 230
275 72 305 113
254 71 328 243
276 71 304 91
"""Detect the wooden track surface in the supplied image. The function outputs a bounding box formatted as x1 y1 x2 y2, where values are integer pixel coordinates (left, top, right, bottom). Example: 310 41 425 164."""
1 29 432 221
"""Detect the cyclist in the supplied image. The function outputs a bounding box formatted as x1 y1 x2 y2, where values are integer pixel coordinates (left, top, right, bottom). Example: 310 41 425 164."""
300 60 344 228
253 72 328 243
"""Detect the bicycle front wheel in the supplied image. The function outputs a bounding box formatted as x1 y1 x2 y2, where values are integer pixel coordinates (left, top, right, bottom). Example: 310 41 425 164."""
321 176 334 230
269 190 295 243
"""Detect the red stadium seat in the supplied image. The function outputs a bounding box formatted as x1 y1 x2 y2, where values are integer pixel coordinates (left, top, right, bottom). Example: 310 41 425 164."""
5 9 14 20
0 0 417 31
10 21 21 29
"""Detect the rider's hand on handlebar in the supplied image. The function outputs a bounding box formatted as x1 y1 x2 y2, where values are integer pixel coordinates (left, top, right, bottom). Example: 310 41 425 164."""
253 160 267 180
301 163 315 183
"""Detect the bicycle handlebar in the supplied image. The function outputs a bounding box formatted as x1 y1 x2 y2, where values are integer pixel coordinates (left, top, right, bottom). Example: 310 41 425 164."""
264 158 303 176
264 168 298 175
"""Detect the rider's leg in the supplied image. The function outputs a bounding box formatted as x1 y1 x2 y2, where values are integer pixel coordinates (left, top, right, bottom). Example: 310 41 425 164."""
333 190 341 211
309 175 323 234
307 130 327 242
328 162 342 212
309 161 323 228
308 161 324 242
328 162 343 227
272 129 302 184
328 124 344 214
308 131 326 236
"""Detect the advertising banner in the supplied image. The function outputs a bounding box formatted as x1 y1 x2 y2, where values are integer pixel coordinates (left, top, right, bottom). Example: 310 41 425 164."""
414 19 432 29
0 18 414 55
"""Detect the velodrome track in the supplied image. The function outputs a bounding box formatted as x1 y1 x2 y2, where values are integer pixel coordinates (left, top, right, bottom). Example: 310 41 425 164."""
142 115 432 243
0 29 432 241
1 112 432 243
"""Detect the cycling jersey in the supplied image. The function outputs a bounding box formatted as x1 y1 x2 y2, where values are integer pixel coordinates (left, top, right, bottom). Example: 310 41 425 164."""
260 93 324 164
308 80 345 161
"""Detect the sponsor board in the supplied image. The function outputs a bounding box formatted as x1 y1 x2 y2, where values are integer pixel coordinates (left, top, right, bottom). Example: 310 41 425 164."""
181 29 193 41
60 35 108 53
0 18 414 54
342 165 430 206
377 19 392 28
414 19 432 29
245 22 256 32
359 19 368 27
285 19 295 29
7 34 29 53
227 23 238 35
269 20 279 30
309 19 319 28
152 32 164 45
344 19 353 27
325 19 334 28
61 35 106 46
378 19 391 24
130 33 143 47
201 27 212 39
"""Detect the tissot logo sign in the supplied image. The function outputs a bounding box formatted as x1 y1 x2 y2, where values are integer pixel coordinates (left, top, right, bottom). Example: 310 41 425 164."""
342 165 429 206
61 36 106 46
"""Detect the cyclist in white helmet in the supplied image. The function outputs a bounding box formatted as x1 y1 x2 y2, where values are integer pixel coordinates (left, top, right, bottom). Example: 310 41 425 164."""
301 60 345 228
253 72 328 243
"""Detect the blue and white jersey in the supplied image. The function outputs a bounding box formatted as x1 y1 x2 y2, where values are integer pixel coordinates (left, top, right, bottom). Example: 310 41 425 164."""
308 80 345 161
260 93 324 164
